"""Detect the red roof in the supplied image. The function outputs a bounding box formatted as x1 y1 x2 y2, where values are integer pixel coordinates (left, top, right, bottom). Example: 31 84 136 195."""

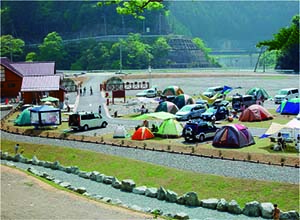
11 62 55 76
21 76 60 92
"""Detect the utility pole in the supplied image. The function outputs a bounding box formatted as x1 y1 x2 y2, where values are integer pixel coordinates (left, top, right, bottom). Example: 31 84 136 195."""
119 42 122 74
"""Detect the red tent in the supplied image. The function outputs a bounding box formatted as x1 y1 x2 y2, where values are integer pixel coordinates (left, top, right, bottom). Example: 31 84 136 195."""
132 127 154 140
239 104 273 122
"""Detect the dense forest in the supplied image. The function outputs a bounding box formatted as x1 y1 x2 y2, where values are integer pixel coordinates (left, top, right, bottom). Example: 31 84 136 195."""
0 1 298 71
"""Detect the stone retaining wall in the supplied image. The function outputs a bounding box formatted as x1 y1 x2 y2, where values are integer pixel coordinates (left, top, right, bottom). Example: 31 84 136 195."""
1 152 299 220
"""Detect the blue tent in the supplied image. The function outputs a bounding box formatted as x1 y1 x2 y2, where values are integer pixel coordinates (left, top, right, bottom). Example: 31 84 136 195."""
30 105 61 126
276 98 300 115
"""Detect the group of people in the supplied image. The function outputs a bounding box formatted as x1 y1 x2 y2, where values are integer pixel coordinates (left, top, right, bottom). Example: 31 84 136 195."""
78 86 93 96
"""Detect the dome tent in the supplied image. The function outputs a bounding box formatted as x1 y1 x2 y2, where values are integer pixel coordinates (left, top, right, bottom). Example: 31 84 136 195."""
131 127 154 140
172 94 195 109
276 98 300 115
246 87 270 101
162 86 184 96
14 108 32 126
156 118 183 138
113 125 127 138
155 101 179 114
213 124 255 148
239 104 273 122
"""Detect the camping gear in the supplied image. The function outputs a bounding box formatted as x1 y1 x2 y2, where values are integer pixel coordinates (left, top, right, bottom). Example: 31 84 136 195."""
162 86 184 96
156 118 183 138
155 101 179 114
276 98 300 115
30 105 61 127
40 96 59 102
113 125 127 138
172 94 195 109
131 127 154 140
14 108 32 126
199 93 220 105
212 124 255 148
239 104 273 122
246 87 270 101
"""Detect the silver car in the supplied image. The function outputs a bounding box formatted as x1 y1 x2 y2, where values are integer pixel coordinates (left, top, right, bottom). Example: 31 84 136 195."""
175 104 207 121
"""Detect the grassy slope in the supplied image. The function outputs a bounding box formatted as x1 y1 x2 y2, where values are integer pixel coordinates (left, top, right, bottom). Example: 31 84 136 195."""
1 139 298 212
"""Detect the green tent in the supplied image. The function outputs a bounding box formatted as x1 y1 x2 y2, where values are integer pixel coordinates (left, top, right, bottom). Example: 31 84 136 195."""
156 118 183 138
14 108 31 126
134 112 176 120
246 87 270 101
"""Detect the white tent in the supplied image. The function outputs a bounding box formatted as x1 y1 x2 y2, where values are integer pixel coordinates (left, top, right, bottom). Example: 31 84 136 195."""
113 125 127 138
285 118 300 129
264 122 285 136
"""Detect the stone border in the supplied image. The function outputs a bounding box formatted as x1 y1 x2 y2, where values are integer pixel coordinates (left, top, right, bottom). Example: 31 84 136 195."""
1 152 299 220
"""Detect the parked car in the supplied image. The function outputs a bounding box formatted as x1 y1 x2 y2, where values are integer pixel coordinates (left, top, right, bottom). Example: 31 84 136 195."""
175 104 207 121
274 88 299 104
201 105 229 121
182 121 218 142
69 112 108 131
232 95 256 111
136 89 157 98
202 86 223 98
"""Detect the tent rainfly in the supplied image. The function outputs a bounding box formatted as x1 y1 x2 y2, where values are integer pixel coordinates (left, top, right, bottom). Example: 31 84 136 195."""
156 118 183 138
113 125 127 138
276 98 300 115
131 127 154 140
155 101 179 114
239 104 273 122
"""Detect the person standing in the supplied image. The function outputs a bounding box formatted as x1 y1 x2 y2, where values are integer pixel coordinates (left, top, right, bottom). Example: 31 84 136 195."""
272 204 280 220
98 105 102 115
90 86 93 95
14 144 19 154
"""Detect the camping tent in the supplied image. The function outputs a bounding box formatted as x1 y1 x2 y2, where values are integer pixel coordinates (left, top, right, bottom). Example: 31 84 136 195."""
131 127 154 140
156 118 183 138
246 87 270 101
30 105 61 126
239 104 273 122
212 124 255 148
14 108 32 126
135 112 176 120
113 125 127 138
155 101 179 114
172 94 195 109
276 98 300 115
162 86 184 96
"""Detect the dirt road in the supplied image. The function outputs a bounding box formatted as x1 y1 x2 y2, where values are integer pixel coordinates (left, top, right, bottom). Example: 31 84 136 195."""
1 165 155 220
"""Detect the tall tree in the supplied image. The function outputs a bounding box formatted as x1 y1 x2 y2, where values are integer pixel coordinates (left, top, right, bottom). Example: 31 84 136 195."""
0 35 25 61
38 32 66 68
257 15 299 72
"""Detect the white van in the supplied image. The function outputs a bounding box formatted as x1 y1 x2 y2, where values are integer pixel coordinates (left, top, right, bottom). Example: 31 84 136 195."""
68 112 108 131
274 88 299 104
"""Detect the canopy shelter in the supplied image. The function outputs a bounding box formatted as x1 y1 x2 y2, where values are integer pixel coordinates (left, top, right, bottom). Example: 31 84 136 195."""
156 118 183 138
131 127 154 140
40 96 59 102
239 104 273 122
134 111 176 120
213 124 255 148
162 86 184 96
155 101 179 114
30 105 61 127
276 98 300 115
172 94 195 109
14 108 32 126
246 87 270 101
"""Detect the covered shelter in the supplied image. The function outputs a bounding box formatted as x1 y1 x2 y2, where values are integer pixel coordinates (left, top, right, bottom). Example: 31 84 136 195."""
172 94 195 109
212 124 255 148
156 118 183 138
246 87 270 101
276 98 300 115
134 111 176 120
155 101 179 114
14 108 32 126
239 104 273 122
162 86 184 96
113 125 127 138
30 105 61 127
131 127 154 140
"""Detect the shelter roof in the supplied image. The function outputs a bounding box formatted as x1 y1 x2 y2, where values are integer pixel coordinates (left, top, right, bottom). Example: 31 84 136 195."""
21 76 60 92
11 61 55 76
0 57 23 78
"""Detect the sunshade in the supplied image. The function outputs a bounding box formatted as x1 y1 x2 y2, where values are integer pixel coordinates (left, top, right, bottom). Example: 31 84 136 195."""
40 96 59 102
134 112 176 120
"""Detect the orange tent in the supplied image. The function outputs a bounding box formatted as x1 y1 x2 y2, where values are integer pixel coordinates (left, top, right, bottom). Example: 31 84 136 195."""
239 104 273 122
132 127 154 140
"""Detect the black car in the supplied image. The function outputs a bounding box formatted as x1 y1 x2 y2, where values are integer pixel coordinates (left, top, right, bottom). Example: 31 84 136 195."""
182 121 218 142
201 105 229 121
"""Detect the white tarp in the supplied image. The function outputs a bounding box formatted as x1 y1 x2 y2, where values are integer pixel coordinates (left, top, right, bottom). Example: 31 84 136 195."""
264 122 285 135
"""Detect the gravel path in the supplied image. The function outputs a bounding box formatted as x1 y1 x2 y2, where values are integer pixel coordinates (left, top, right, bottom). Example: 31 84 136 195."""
2 161 264 220
1 131 299 184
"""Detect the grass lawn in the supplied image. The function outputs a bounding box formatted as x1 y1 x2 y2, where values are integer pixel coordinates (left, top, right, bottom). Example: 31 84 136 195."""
1 138 299 212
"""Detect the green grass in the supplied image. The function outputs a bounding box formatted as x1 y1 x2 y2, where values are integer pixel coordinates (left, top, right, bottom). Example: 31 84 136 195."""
1 138 298 212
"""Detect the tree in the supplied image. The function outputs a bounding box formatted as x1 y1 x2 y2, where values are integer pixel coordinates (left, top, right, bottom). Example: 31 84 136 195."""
38 32 66 68
151 37 171 68
25 52 37 62
97 0 165 19
257 15 299 72
0 35 25 61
